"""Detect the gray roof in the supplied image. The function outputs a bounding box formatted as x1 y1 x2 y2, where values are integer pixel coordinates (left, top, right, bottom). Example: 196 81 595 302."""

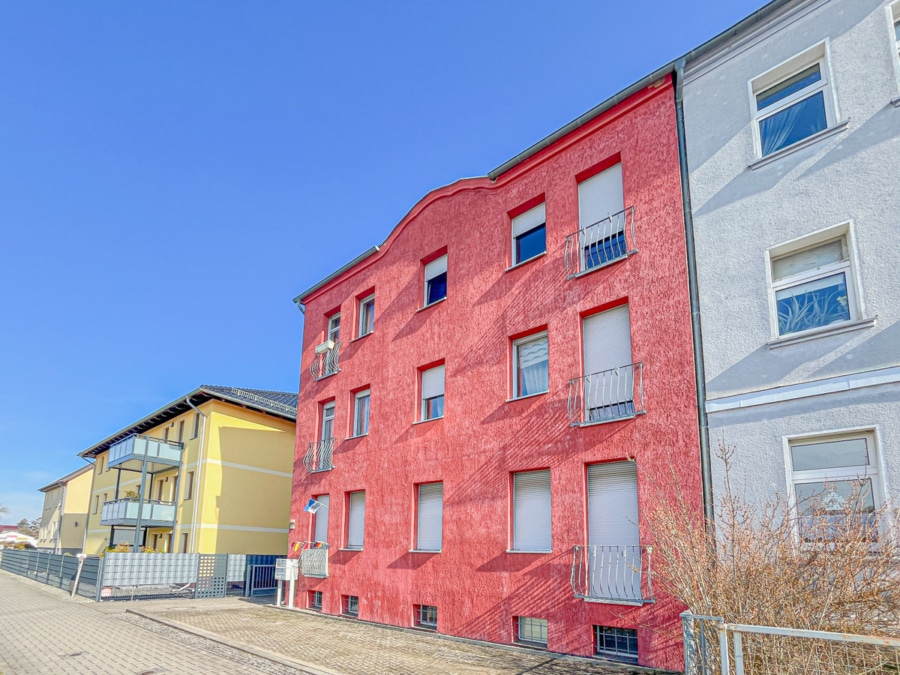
38 464 94 492
79 385 297 459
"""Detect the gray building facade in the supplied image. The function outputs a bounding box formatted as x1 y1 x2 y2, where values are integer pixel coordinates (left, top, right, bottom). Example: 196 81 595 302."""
682 0 900 528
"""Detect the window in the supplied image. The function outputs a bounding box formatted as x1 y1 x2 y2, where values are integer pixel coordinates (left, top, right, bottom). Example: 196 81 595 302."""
310 590 323 610
768 230 858 338
788 431 882 542
415 605 438 629
156 479 165 501
516 617 548 647
93 495 99 514
512 203 546 265
415 483 443 552
313 495 329 544
177 420 184 443
184 471 194 501
420 364 445 421
191 412 200 439
342 594 359 617
181 532 190 553
346 491 365 550
582 304 634 422
321 402 336 440
358 294 375 337
752 44 833 157
577 163 626 270
424 255 448 306
102 493 107 507
512 470 551 552
894 3 900 60
512 332 549 398
327 312 341 344
353 390 370 437
595 626 638 661
163 426 170 442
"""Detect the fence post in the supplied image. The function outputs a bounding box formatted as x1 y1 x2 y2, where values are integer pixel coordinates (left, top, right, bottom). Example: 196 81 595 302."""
682 612 696 674
718 623 731 675
94 555 106 602
732 631 744 675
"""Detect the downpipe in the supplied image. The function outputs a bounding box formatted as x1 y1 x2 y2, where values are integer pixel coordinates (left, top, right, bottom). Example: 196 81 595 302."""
185 396 208 552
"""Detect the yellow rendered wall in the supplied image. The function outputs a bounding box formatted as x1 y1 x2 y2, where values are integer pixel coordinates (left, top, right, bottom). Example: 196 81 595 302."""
82 399 294 556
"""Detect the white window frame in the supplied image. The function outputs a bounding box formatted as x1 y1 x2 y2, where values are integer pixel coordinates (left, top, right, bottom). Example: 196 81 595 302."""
516 616 548 647
764 221 864 341
423 255 448 307
358 294 375 337
415 604 438 629
749 41 838 159
352 390 370 437
512 332 549 399
888 3 900 95
783 428 885 543
414 482 443 552
343 594 359 616
346 491 365 550
321 402 336 441
511 469 552 553
327 312 341 344
511 202 547 267
420 365 445 422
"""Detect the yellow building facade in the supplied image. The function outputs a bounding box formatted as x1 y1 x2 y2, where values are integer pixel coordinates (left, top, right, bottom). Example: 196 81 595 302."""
37 464 93 554
80 386 296 556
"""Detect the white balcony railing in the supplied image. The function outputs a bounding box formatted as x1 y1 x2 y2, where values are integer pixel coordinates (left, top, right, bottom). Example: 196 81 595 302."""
100 498 176 526
304 438 335 473
310 342 341 381
565 206 636 279
571 544 654 605
299 542 329 578
567 363 645 427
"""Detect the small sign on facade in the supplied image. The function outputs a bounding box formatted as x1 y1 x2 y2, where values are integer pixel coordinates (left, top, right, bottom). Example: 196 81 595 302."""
274 557 299 581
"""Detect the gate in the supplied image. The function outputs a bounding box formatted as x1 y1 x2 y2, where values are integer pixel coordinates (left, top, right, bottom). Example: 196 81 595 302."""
247 564 278 596
195 553 228 598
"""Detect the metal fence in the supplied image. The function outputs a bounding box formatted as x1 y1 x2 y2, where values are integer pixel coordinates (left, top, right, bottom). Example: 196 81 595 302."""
0 549 283 602
683 613 900 675
570 544 653 604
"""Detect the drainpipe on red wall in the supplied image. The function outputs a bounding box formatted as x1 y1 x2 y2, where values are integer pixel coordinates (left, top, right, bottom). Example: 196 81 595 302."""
674 58 715 532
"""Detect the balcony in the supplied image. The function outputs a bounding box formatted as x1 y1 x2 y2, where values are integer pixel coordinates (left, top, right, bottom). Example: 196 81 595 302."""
304 438 335 473
108 434 183 471
310 341 341 381
299 542 329 578
100 498 176 528
564 206 636 279
567 363 645 427
571 544 654 605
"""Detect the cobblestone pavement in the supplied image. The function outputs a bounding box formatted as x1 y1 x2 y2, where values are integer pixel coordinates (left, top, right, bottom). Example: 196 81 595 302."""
0 571 293 674
138 603 653 675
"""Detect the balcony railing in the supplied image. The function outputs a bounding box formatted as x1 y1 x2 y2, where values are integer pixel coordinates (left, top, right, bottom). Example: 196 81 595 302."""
299 542 329 578
565 206 636 279
304 438 335 472
310 341 341 381
108 434 183 468
571 544 654 605
567 363 644 427
100 498 176 527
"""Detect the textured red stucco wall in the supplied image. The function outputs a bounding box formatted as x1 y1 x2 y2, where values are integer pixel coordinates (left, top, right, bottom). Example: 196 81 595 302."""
290 76 701 671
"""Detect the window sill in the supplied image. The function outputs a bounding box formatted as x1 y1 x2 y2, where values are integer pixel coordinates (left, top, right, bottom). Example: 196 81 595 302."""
345 433 368 440
351 332 373 343
505 251 547 272
891 95 900 108
506 549 551 554
412 416 444 426
506 391 548 403
767 316 876 350
338 547 363 552
749 119 850 170
417 298 447 313
572 412 643 428
408 549 441 554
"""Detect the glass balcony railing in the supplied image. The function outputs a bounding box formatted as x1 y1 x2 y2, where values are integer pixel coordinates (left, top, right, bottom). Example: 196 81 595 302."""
100 498 176 527
108 434 183 468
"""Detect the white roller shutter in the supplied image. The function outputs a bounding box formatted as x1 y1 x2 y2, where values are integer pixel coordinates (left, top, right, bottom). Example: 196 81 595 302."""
416 483 443 551
314 495 329 544
583 305 632 376
512 203 546 237
513 470 552 551
347 492 365 549
425 255 448 281
587 461 641 601
578 163 624 229
421 365 445 399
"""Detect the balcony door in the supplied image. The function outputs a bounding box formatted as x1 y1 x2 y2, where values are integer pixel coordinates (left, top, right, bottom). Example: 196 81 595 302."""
577 163 625 270
587 461 641 602
582 305 633 422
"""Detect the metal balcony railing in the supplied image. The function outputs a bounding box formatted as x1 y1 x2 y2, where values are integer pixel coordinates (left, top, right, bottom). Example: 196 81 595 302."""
565 206 636 279
100 498 176 527
304 438 335 472
299 542 329 578
310 342 341 381
567 362 644 427
108 434 183 468
571 544 654 605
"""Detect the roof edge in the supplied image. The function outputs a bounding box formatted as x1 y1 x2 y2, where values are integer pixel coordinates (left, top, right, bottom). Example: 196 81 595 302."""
294 246 380 306
38 464 93 492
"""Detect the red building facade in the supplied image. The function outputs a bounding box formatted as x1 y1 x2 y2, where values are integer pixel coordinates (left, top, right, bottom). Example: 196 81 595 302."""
291 76 701 670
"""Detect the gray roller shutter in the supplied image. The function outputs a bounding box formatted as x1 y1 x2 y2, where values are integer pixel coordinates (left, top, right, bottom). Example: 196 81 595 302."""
513 470 551 551
347 491 365 549
314 495 329 544
416 483 443 551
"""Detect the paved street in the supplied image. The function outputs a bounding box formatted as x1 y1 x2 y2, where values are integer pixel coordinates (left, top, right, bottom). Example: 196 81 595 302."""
0 570 659 675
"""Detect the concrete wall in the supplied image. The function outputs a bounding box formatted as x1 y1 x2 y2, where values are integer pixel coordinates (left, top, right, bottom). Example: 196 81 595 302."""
291 77 701 670
683 0 900 511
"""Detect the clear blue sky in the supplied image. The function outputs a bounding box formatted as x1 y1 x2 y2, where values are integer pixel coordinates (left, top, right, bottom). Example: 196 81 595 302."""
0 1 767 523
